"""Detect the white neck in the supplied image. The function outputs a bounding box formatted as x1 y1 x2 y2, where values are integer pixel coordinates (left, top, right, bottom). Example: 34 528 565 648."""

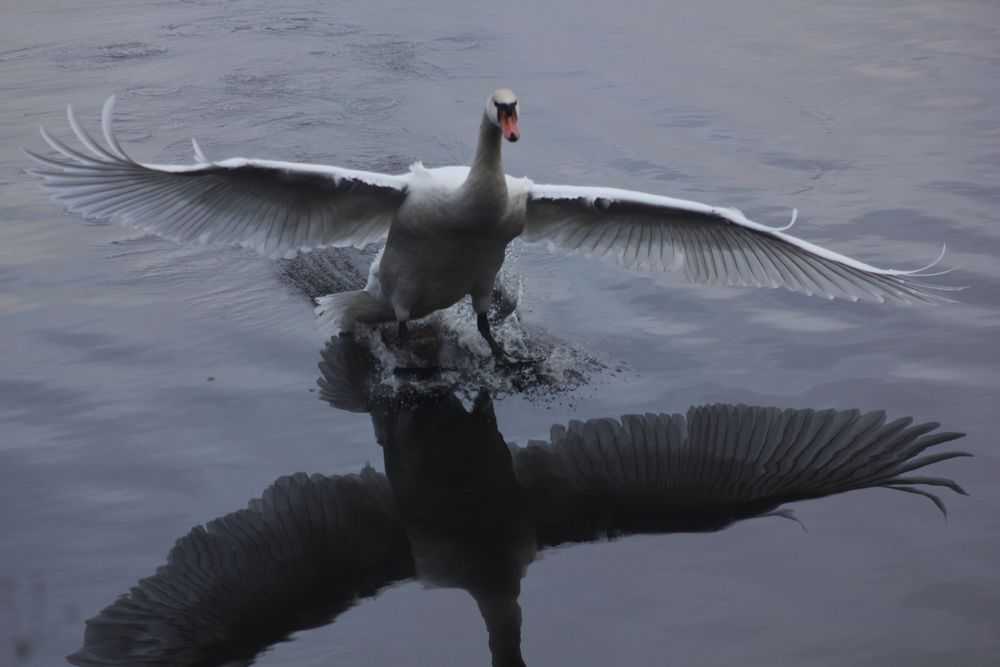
463 111 507 199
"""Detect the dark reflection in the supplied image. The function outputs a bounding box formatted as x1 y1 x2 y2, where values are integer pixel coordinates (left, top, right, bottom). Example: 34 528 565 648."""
68 469 413 667
374 390 535 667
68 337 970 666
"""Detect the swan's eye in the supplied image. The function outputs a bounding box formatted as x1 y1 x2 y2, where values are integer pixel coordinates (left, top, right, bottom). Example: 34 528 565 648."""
494 102 517 118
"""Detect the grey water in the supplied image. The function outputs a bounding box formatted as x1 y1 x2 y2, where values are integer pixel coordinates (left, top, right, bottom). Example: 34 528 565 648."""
1 0 998 665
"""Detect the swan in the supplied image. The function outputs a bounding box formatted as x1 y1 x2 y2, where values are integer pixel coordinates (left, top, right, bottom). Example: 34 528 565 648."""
26 90 958 358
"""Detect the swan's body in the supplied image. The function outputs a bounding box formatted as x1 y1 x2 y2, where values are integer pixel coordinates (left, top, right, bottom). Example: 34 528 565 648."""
377 164 527 323
26 89 958 357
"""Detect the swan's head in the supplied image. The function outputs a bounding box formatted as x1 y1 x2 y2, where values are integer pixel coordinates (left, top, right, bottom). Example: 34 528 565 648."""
486 89 520 142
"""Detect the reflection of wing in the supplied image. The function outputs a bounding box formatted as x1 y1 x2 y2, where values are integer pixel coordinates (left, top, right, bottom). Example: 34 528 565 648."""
25 97 410 259
513 404 969 548
522 183 958 303
317 334 382 413
68 469 413 667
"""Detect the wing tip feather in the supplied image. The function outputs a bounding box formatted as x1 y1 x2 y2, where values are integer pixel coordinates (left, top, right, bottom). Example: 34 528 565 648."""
774 207 798 231
192 138 208 164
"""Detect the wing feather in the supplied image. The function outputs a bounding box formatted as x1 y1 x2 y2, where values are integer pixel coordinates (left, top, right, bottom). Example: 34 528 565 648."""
26 97 410 259
514 404 969 547
523 183 960 303
67 469 413 666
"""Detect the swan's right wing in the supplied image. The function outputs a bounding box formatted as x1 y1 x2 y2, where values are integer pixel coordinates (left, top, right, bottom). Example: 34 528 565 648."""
67 469 415 667
513 405 969 548
522 183 960 304
25 96 410 259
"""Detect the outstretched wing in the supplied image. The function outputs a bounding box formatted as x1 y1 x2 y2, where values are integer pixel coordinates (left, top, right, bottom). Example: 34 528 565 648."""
25 96 411 259
513 404 969 548
522 183 959 303
67 469 414 667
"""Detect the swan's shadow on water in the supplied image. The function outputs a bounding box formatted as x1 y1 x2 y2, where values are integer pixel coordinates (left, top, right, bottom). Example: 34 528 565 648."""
67 337 970 666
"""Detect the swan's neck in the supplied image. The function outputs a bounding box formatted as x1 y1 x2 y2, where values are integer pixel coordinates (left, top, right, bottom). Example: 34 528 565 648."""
464 112 507 198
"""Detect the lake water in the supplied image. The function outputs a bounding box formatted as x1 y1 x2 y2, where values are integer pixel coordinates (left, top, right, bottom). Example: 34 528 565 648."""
1 0 998 665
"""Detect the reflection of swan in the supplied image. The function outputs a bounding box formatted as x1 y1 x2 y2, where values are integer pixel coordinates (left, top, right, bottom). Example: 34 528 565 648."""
68 469 414 667
28 91 956 359
69 339 969 666
376 390 535 667
517 404 968 546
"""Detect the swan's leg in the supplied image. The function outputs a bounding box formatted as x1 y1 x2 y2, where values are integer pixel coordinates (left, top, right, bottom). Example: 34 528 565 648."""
398 320 410 348
393 319 431 373
473 288 541 366
393 305 423 369
472 286 507 358
393 303 412 351
477 312 506 358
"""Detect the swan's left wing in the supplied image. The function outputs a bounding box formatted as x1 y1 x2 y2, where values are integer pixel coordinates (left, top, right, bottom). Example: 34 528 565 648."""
25 96 410 259
514 405 969 549
522 183 958 303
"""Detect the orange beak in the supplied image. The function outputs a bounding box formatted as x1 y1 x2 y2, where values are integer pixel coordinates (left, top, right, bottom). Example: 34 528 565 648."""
499 111 520 142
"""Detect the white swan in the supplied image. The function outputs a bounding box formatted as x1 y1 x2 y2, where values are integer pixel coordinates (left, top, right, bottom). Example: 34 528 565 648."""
26 90 957 357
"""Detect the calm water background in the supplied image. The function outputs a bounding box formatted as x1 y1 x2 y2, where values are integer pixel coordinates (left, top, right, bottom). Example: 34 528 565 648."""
2 0 999 664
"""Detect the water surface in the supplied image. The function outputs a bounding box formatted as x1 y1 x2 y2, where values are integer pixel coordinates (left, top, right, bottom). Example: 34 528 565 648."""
1 0 998 665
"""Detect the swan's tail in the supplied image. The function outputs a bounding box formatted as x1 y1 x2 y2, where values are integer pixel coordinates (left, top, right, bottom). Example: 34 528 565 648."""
314 290 394 332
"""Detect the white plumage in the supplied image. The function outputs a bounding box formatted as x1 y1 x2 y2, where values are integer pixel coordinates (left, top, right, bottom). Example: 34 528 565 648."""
26 91 959 354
